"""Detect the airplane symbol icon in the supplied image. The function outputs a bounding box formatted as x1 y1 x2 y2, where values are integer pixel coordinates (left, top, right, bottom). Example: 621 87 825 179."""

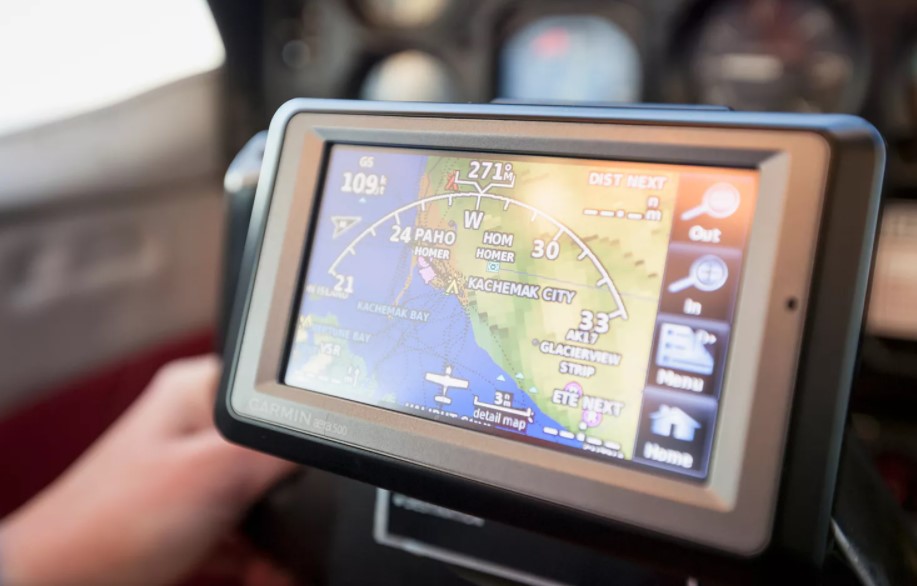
425 366 470 405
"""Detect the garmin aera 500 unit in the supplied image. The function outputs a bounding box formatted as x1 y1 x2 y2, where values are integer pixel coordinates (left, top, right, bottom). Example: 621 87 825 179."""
216 100 883 564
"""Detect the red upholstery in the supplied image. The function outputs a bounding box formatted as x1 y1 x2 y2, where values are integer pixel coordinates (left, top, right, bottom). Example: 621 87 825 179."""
0 331 214 518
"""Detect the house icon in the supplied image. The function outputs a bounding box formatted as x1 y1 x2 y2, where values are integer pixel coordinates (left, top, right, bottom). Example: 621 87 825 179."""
649 405 701 442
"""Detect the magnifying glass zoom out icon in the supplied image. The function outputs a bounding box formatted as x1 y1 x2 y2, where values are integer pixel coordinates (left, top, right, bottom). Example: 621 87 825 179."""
681 183 741 221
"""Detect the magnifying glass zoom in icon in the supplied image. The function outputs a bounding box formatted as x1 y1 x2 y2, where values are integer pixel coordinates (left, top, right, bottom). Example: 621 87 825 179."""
668 255 729 293
681 183 741 221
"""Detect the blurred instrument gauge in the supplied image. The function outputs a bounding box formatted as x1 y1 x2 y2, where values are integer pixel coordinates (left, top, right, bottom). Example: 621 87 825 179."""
499 15 642 103
686 0 861 112
360 51 460 102
356 0 451 28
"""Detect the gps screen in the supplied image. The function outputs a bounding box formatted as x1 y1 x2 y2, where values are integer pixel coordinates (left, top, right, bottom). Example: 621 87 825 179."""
284 145 758 479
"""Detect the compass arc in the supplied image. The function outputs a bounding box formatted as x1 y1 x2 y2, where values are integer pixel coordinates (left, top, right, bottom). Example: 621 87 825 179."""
328 191 629 320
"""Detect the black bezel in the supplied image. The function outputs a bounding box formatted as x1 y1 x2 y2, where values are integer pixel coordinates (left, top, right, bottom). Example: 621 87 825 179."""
216 100 884 581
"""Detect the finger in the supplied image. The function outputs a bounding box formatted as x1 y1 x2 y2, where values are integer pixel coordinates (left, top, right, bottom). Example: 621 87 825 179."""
243 556 298 586
184 429 299 507
139 355 223 436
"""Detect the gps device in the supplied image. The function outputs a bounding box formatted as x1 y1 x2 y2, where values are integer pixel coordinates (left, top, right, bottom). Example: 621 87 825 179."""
217 100 883 573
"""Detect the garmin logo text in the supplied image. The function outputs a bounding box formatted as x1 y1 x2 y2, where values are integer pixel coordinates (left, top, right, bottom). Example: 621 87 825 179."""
247 397 348 437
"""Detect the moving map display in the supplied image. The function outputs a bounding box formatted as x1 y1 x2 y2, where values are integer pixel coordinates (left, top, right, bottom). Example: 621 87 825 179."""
285 145 758 479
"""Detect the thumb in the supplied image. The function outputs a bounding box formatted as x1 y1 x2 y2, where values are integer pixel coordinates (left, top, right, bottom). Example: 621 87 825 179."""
197 430 299 506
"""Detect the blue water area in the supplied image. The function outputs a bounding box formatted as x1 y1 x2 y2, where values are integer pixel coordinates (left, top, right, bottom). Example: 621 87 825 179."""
288 146 581 449
303 145 430 268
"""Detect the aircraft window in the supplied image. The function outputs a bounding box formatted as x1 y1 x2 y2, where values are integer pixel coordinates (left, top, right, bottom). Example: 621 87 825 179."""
0 0 224 136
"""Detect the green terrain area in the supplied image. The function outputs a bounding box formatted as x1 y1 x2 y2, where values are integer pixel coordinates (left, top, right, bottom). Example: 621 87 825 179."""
410 156 677 456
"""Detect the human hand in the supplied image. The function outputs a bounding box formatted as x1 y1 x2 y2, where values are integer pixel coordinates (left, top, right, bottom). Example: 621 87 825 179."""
0 355 297 586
